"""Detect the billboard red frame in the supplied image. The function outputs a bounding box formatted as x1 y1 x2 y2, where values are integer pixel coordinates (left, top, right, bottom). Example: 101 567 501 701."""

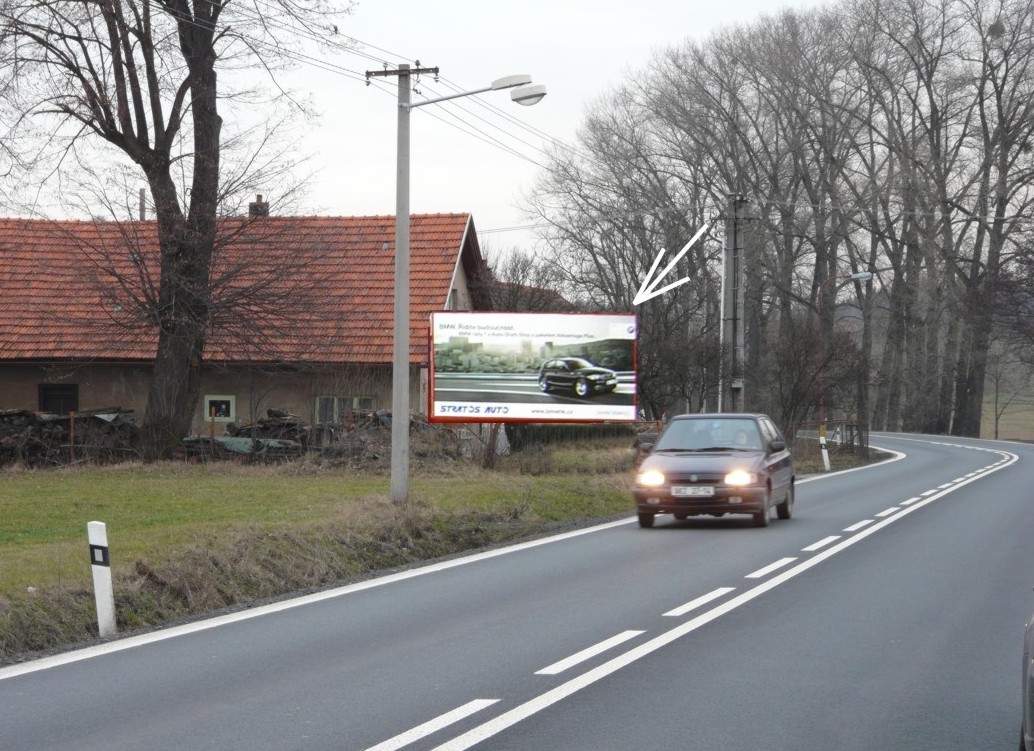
428 311 637 423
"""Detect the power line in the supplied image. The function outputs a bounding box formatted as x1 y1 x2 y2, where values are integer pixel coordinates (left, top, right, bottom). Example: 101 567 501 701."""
434 75 592 164
157 5 558 171
15 2 593 237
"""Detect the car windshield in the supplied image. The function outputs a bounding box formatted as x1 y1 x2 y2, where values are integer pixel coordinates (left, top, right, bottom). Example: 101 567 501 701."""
654 418 763 451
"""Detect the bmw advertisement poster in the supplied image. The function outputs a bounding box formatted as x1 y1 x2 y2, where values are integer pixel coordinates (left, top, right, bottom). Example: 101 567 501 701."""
429 312 637 423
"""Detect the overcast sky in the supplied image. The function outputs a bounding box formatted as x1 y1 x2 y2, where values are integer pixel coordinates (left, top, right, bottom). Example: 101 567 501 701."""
291 0 832 254
2 1 840 253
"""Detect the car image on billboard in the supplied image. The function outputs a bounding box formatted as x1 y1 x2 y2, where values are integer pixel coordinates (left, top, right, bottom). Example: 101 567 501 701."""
537 357 618 397
429 312 636 423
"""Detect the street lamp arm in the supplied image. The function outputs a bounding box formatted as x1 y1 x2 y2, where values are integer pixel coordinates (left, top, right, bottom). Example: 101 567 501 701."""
815 270 873 312
406 74 537 110
406 86 493 109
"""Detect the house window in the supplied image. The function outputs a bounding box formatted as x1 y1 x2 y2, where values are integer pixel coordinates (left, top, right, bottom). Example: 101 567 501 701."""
39 384 79 415
204 394 236 423
315 396 375 424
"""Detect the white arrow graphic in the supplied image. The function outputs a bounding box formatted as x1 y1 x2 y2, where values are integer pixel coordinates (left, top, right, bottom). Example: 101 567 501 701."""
632 220 713 306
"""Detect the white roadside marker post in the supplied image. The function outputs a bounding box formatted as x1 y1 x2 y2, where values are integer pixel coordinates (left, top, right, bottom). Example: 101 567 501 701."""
88 521 117 637
818 423 831 472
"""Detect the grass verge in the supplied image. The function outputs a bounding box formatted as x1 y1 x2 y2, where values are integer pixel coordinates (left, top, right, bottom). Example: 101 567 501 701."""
0 447 636 662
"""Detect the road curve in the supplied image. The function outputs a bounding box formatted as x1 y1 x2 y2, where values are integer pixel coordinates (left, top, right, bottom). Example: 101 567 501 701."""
2 432 1032 751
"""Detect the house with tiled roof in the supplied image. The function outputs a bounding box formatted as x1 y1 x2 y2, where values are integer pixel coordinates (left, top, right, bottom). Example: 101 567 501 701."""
0 204 488 431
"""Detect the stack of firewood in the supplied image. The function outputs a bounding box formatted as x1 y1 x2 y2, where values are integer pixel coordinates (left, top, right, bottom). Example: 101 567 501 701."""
226 408 311 446
0 408 139 467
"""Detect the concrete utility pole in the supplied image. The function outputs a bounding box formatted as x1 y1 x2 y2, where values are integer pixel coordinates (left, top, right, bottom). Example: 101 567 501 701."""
722 193 747 413
366 64 545 502
368 63 437 503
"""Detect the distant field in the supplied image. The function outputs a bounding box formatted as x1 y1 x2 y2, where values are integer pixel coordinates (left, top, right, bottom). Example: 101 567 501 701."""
982 396 1034 442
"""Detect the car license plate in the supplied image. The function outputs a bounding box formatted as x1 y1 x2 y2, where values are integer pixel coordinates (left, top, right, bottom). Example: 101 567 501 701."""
672 485 714 497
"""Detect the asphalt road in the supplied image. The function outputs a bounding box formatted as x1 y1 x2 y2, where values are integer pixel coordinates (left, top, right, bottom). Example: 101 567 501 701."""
2 433 1032 751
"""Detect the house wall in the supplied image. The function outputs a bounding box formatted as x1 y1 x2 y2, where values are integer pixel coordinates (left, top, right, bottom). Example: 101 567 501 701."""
195 364 394 433
0 361 427 434
448 267 474 310
0 362 153 414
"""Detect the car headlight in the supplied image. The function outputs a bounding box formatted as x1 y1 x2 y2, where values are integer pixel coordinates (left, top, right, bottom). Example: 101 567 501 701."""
724 470 758 486
636 469 666 487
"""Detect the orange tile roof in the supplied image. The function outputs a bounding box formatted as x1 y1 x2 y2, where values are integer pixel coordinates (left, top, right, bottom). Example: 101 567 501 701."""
0 214 482 365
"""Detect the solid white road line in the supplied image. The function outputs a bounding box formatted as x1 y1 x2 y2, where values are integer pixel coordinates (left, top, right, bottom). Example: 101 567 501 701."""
0 518 636 682
535 631 645 675
663 587 736 617
363 699 499 751
796 445 906 484
745 557 797 579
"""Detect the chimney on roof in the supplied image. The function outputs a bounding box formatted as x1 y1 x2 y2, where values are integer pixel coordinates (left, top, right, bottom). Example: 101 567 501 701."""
249 194 269 217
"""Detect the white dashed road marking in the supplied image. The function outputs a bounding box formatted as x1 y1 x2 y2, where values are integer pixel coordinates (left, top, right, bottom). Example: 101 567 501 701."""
535 631 645 676
664 587 737 617
746 557 798 579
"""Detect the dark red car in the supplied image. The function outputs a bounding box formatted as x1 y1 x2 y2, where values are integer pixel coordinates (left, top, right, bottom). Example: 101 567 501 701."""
634 414 795 528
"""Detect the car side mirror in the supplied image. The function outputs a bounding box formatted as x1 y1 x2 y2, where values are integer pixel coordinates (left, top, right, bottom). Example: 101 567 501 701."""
640 442 654 453
768 439 786 452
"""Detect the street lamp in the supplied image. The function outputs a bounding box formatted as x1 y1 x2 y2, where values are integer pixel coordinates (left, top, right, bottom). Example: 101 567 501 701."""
369 64 547 502
815 270 872 471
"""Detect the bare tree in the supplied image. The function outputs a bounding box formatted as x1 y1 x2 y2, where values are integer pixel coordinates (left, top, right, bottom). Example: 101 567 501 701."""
527 74 725 417
475 247 574 312
0 0 351 457
526 0 1034 438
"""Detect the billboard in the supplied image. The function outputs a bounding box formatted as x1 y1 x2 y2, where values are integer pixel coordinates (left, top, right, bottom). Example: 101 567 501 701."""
429 311 637 423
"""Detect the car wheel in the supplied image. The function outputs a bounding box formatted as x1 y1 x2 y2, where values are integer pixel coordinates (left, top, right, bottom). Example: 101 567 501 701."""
1020 724 1026 751
574 378 591 397
538 377 551 393
753 491 771 527
776 483 794 520
637 512 655 528
673 513 688 520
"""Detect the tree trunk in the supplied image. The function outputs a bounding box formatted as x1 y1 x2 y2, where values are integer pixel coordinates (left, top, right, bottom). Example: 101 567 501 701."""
141 311 207 457
140 60 222 458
